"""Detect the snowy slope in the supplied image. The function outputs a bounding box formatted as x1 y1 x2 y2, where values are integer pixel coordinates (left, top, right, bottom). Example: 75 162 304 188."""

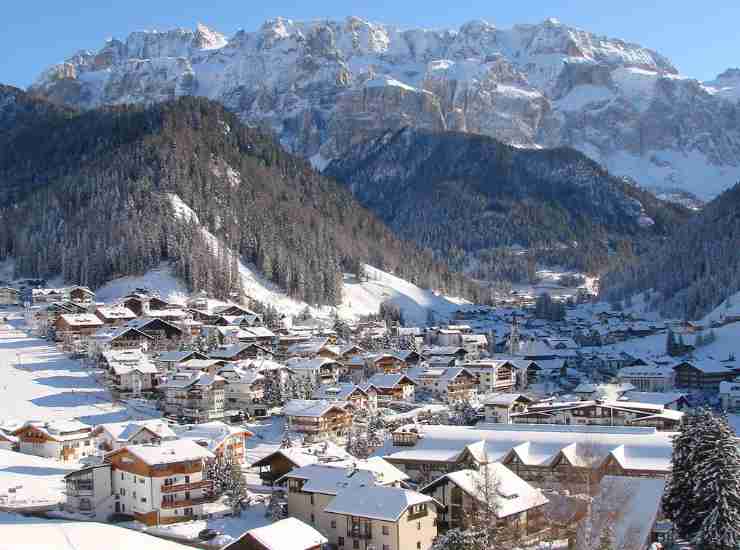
168 193 468 324
339 265 469 326
0 450 76 510
95 265 189 305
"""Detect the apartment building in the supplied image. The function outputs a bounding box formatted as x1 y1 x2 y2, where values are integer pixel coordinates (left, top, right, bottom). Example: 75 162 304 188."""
161 372 226 423
106 440 215 525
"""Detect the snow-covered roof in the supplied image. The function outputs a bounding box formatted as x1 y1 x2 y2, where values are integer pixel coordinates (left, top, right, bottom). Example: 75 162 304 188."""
59 314 103 327
251 441 354 469
283 399 349 418
279 464 377 495
597 476 666 549
620 391 687 406
325 485 434 521
674 359 737 374
173 421 252 452
422 464 548 518
312 383 367 401
287 357 339 371
484 393 531 407
102 349 158 375
95 419 177 443
157 350 205 363
236 517 327 550
96 306 136 319
209 343 253 359
377 424 674 472
115 439 214 465
161 371 224 389
367 373 415 389
286 337 330 355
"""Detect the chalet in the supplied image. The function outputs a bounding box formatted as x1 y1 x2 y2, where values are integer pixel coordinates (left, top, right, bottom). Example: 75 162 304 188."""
422 346 468 364
621 391 689 411
287 337 339 359
105 440 215 525
510 400 683 431
92 326 154 351
366 373 416 402
0 287 20 306
673 359 739 391
337 344 366 364
238 326 276 347
214 304 263 323
54 313 104 338
312 383 377 411
126 317 184 342
421 464 548 538
177 358 229 375
410 367 477 403
93 419 177 452
210 343 272 362
395 349 422 365
156 350 209 372
218 364 266 408
161 372 226 423
32 288 65 304
283 399 353 442
460 360 517 393
250 441 354 485
100 349 159 393
483 393 534 424
224 518 327 550
378 424 674 488
288 357 342 385
14 420 94 462
173 421 253 464
365 352 406 374
67 286 95 304
122 293 171 316
95 305 137 326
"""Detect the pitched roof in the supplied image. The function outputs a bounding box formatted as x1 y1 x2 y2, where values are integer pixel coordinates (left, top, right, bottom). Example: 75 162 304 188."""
233 518 327 550
115 439 214 465
283 399 349 418
422 464 548 518
367 373 416 389
325 485 434 521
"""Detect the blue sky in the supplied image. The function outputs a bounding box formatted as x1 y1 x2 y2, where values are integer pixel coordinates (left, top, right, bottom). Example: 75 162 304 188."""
2 0 738 88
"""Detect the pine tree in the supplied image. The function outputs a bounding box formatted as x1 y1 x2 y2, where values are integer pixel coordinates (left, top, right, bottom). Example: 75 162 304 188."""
226 458 247 516
596 522 615 550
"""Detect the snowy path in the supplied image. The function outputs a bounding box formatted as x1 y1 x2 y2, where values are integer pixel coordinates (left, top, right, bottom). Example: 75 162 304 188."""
0 317 131 427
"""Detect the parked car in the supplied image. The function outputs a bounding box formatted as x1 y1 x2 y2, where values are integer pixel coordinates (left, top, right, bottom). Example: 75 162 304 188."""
198 529 221 541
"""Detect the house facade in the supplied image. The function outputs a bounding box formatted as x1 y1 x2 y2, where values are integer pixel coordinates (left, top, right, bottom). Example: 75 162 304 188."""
15 420 94 462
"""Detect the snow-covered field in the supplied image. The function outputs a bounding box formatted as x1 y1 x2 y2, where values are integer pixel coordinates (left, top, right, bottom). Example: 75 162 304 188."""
0 450 76 511
0 314 158 427
95 266 189 305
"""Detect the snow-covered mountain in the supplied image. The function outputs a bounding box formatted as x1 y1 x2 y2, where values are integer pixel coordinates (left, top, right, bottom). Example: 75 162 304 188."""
31 17 740 198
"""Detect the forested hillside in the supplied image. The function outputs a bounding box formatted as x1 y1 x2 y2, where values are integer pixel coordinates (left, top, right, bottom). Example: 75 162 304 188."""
602 182 740 319
0 87 478 305
325 128 690 281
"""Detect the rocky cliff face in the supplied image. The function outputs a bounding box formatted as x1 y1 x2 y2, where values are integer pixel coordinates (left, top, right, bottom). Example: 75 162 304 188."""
31 17 740 198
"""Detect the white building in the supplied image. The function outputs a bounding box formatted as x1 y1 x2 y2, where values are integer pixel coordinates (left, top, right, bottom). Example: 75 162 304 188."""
14 420 94 462
720 379 740 411
617 365 675 392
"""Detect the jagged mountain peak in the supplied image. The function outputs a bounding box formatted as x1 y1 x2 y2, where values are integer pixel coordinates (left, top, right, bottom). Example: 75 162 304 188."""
30 15 740 198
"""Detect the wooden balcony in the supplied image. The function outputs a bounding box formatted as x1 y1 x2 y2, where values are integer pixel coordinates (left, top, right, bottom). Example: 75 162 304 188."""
160 495 215 509
161 479 213 494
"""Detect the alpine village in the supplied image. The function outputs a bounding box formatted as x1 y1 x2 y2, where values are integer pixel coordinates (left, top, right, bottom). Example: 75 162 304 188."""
3 7 740 550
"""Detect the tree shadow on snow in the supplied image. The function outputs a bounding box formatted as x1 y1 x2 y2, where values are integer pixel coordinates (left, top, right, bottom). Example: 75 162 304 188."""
30 391 111 408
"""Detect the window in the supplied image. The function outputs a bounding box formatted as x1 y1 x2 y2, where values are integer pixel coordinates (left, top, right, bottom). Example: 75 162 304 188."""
184 508 193 516
120 473 124 480
141 497 147 503
140 478 145 484
353 541 359 549
383 546 390 550
310 513 315 524
382 526 389 536
417 522 421 530
133 491 137 498
338 537 344 547
119 488 125 496
185 475 190 483
331 520 336 529
310 494 314 505
417 543 421 549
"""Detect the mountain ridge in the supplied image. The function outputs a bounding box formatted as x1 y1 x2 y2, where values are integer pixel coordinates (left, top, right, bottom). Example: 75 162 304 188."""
324 127 690 281
30 16 740 198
